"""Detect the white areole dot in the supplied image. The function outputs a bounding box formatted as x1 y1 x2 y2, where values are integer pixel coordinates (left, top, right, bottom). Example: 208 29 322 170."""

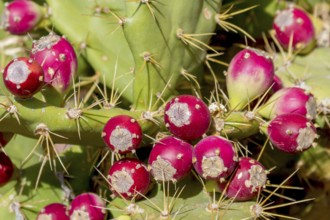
166 102 191 127
109 127 133 151
6 60 30 84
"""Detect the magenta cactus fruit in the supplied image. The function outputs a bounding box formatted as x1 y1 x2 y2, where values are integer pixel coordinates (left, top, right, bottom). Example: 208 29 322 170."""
69 192 106 220
30 32 78 94
164 95 211 141
273 6 315 51
108 158 150 200
0 132 14 148
148 136 193 182
193 136 237 181
2 57 44 99
226 48 275 110
258 87 317 120
267 113 317 153
102 115 143 154
36 203 69 220
218 157 267 201
0 0 44 35
272 75 283 93
0 152 14 186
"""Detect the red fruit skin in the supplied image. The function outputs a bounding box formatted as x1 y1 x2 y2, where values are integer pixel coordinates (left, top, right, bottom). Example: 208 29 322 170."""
108 158 150 200
3 57 44 99
0 152 14 186
30 33 77 94
272 75 283 93
102 115 143 154
1 0 44 35
164 95 211 141
268 113 317 153
69 193 106 220
261 87 316 120
148 136 193 182
218 157 267 201
36 203 69 220
273 7 315 50
226 48 275 109
193 136 237 180
0 132 14 148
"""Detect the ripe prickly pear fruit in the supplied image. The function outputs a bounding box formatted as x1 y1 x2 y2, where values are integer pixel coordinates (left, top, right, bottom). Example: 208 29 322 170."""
108 158 150 200
273 6 315 52
0 0 44 35
267 113 318 153
36 203 69 220
102 115 143 154
30 32 77 94
258 87 317 120
218 157 267 201
0 152 14 186
2 57 44 99
193 136 237 181
148 136 193 182
226 48 275 110
164 95 211 141
69 192 106 220
0 132 14 148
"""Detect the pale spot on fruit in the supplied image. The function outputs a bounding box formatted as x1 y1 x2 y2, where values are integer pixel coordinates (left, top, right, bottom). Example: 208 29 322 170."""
244 52 250 59
70 207 90 220
151 157 176 181
110 170 134 193
37 213 52 220
6 60 30 84
296 126 317 151
237 172 243 180
166 102 191 127
275 8 294 31
306 96 317 119
48 67 55 76
109 127 133 151
245 165 267 192
201 156 225 178
32 33 60 54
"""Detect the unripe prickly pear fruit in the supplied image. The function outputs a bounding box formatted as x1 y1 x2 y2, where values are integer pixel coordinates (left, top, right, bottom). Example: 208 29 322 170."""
2 57 44 99
258 87 317 120
0 0 44 35
30 32 77 94
226 48 275 110
267 113 318 153
273 6 315 52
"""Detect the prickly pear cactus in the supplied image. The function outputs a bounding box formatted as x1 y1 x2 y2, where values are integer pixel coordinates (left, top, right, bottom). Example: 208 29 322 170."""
1 0 330 219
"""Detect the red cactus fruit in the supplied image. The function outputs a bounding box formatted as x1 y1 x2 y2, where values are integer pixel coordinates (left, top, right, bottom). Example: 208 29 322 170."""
193 136 237 181
218 157 267 201
30 32 77 94
273 6 315 51
108 158 150 200
2 57 44 99
1 0 44 35
69 192 106 220
102 115 143 154
0 132 14 148
258 87 317 120
164 95 211 141
226 48 275 110
0 152 14 186
148 136 193 182
268 113 317 153
36 203 69 220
